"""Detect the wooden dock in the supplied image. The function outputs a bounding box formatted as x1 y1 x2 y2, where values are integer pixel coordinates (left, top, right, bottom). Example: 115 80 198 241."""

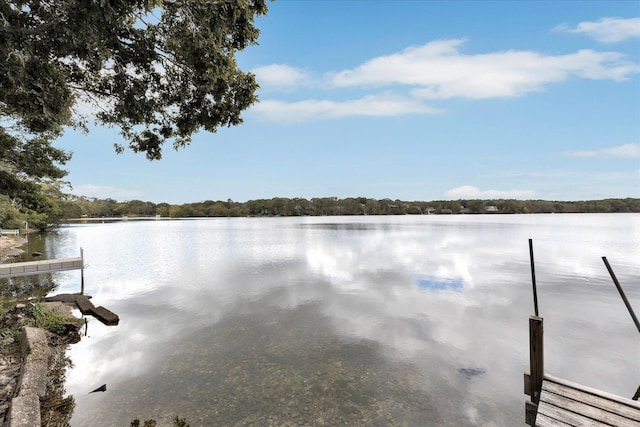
1 250 120 326
0 249 87 292
0 257 84 278
45 294 120 326
525 316 640 426
0 256 84 279
536 374 640 426
0 248 85 294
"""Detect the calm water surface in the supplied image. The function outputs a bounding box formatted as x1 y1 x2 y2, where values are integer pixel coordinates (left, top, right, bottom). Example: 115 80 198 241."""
42 214 639 426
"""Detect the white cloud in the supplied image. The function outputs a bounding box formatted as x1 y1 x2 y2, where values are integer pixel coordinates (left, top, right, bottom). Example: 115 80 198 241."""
252 64 312 90
331 39 639 99
445 185 536 199
566 143 640 158
555 17 640 43
251 38 638 122
71 184 143 200
250 92 443 122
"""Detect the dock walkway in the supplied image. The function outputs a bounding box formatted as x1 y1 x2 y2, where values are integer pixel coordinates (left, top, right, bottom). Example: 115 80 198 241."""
0 251 119 325
535 374 640 426
0 257 83 279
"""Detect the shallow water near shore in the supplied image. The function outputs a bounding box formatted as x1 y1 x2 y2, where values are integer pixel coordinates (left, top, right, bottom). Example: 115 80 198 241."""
31 214 640 426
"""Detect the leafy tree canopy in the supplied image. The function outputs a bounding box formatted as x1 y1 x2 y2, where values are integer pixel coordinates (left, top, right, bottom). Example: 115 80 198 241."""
1 0 269 160
1 127 70 228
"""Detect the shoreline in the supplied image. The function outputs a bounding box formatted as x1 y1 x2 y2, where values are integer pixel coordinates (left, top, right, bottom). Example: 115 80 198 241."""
1 236 81 425
0 236 27 264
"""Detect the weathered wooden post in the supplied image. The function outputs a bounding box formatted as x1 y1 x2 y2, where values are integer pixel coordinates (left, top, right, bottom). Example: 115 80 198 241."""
525 239 543 425
525 315 544 425
529 316 544 400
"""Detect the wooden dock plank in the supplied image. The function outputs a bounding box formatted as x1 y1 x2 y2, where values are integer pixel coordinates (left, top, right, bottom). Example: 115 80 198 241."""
44 293 94 314
91 306 119 326
543 375 640 422
535 412 573 427
45 293 82 303
535 375 640 427
75 295 95 315
539 390 640 427
537 401 605 427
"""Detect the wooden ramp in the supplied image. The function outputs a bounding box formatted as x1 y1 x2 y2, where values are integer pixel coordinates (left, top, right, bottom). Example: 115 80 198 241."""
0 257 83 278
536 374 640 427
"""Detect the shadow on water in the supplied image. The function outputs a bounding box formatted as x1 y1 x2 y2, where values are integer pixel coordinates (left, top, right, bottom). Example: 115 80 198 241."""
71 300 477 427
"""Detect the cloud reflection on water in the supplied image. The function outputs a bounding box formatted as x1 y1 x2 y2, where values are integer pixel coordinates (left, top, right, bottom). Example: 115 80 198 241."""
49 214 639 426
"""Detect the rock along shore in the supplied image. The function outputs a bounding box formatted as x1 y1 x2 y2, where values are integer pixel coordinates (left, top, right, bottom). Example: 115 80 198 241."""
0 302 82 427
0 237 27 264
1 236 83 425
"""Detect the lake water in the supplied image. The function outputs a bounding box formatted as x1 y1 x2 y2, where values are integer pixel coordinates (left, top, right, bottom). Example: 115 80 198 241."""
38 214 640 426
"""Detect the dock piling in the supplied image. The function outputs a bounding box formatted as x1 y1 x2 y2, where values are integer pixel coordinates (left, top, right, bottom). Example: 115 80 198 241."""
525 315 544 425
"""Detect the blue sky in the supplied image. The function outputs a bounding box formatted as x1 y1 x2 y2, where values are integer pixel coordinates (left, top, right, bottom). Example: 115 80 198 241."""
58 0 640 204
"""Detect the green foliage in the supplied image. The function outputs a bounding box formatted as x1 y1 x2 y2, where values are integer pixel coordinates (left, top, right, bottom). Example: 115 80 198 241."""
27 303 77 335
1 0 270 229
0 126 71 230
0 194 23 229
0 327 18 344
1 0 269 160
62 197 640 219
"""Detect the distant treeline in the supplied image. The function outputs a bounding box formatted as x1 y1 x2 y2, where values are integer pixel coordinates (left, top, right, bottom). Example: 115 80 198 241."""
60 197 640 218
